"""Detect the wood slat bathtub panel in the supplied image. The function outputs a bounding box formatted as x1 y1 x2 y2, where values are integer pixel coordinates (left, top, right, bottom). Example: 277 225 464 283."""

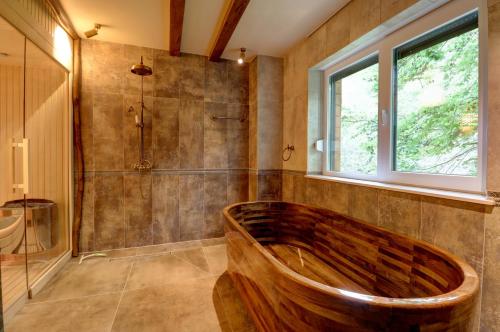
224 201 479 331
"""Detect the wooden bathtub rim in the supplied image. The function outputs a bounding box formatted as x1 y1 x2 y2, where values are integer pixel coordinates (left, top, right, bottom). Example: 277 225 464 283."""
223 200 479 310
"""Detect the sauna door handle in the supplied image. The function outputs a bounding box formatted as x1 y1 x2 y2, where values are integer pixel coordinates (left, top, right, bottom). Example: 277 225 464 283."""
12 138 30 194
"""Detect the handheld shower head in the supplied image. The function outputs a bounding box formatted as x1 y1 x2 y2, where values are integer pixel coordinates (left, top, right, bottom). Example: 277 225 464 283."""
84 24 101 38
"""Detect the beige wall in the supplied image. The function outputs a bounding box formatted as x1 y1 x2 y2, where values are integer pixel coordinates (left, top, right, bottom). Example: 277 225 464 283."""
281 0 500 330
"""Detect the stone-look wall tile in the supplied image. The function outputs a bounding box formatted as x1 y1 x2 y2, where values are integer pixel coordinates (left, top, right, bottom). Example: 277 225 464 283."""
204 102 228 169
480 207 500 331
92 40 124 94
348 185 379 225
228 172 249 204
124 174 152 247
205 60 228 103
179 99 204 169
288 94 309 172
487 2 500 192
306 178 328 208
124 95 153 170
153 49 181 98
291 41 309 102
249 102 258 169
153 97 179 169
80 39 249 254
257 100 283 170
80 174 94 252
249 58 257 106
325 5 351 57
179 175 204 240
80 40 94 93
80 90 94 171
94 175 125 250
305 23 327 66
349 0 381 42
378 190 421 239
180 53 205 100
258 172 282 200
93 93 124 171
124 45 154 96
421 198 485 274
380 0 418 23
324 181 349 216
257 56 283 104
227 62 249 104
204 173 228 238
293 174 307 204
227 104 249 168
282 173 294 202
249 173 257 201
152 174 179 244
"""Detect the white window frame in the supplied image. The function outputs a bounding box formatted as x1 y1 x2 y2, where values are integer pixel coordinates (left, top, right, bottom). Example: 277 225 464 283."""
322 0 487 193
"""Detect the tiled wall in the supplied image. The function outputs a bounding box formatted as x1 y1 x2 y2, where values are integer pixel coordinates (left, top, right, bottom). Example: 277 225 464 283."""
281 0 500 330
79 39 249 252
248 56 283 200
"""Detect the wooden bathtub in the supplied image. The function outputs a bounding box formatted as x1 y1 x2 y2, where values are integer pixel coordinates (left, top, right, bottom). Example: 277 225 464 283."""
223 201 479 332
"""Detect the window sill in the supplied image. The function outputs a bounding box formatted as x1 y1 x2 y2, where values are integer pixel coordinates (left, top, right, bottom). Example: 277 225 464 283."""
305 175 495 206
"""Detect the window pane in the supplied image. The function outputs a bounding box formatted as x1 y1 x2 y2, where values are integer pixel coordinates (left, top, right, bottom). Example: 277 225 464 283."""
329 59 378 175
394 21 479 176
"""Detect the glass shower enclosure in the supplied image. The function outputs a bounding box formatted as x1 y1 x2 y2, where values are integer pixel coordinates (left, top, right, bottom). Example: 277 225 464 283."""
0 15 70 315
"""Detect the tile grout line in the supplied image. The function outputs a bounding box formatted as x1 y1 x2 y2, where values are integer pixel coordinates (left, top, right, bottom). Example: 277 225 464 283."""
25 290 124 307
170 250 213 276
108 261 134 332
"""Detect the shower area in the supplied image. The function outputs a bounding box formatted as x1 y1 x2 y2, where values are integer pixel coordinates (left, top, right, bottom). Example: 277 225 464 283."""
0 15 70 316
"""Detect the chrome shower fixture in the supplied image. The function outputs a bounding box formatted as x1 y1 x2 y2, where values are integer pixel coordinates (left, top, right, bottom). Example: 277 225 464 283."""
84 23 101 38
130 56 153 172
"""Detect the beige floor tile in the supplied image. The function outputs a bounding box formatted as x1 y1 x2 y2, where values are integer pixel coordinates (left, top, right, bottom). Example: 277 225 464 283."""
201 237 226 247
173 248 211 272
6 293 121 332
203 244 228 275
111 277 227 332
31 259 132 303
125 253 212 290
7 241 255 332
135 239 203 256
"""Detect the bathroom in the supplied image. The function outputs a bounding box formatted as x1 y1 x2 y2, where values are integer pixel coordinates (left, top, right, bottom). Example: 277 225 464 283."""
0 0 499 330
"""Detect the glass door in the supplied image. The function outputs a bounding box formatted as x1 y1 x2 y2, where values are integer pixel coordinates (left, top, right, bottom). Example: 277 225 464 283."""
0 15 70 316
24 39 70 288
0 16 28 311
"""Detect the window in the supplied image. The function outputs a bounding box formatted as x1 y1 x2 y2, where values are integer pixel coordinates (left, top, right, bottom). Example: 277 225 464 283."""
324 2 483 192
393 14 479 176
328 56 379 175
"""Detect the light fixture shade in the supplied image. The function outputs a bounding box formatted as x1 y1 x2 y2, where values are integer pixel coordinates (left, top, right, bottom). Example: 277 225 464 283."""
238 47 246 65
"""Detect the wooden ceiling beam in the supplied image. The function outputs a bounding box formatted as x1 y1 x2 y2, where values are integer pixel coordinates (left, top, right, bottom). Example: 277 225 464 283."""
169 0 185 56
208 0 250 62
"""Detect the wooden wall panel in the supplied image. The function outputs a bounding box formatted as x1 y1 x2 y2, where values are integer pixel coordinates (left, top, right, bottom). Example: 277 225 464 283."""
0 64 24 206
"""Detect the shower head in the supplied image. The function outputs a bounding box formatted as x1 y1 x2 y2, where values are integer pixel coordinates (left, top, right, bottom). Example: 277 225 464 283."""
131 56 153 76
84 23 101 38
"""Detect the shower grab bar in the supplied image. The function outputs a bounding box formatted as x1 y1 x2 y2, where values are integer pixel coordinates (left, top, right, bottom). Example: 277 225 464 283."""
12 138 29 194
211 115 246 122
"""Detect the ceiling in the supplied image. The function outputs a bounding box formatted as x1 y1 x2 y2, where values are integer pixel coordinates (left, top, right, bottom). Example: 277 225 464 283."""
60 0 349 60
